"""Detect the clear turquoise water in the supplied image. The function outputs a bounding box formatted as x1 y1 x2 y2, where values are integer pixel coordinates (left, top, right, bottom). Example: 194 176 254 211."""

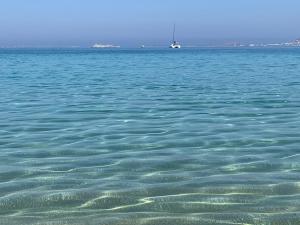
0 48 300 225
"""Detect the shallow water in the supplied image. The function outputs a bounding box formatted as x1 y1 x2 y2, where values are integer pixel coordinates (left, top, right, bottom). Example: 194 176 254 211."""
0 48 300 225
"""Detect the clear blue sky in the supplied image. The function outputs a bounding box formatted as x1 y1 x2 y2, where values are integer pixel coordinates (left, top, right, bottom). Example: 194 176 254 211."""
1 0 300 47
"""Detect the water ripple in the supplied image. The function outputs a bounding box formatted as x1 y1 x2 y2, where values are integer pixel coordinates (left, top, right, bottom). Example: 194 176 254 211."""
1 48 300 224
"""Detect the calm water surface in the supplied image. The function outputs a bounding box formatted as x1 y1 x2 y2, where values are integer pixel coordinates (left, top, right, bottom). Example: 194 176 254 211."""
0 48 300 225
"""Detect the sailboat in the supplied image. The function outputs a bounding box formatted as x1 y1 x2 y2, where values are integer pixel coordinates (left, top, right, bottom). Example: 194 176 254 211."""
170 24 181 49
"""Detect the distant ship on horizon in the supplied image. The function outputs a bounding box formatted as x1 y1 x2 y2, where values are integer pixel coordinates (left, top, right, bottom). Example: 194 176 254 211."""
169 24 181 49
92 43 120 48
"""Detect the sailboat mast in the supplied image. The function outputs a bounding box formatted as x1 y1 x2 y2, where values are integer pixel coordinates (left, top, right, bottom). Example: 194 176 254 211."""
173 24 176 42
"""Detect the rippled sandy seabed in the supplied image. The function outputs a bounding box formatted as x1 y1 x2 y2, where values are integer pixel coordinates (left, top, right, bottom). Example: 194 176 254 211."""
0 48 300 225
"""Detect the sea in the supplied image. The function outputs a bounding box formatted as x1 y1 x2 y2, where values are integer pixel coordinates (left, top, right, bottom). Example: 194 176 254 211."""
0 48 300 225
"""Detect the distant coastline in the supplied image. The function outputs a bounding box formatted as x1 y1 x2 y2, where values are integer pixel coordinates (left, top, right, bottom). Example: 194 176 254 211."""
1 38 300 49
225 38 300 48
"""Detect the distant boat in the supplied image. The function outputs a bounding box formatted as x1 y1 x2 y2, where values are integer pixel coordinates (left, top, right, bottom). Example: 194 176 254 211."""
169 24 181 49
92 43 120 48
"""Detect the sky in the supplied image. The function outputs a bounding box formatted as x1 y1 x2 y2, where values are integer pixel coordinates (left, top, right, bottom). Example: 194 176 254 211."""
1 0 300 47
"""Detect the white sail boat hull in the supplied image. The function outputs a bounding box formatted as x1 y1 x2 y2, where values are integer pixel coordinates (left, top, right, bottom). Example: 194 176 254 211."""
170 44 181 48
